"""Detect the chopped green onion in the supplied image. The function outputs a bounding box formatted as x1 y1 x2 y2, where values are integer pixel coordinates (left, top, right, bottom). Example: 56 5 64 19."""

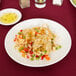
44 50 47 54
18 47 24 52
56 45 61 50
36 57 40 60
51 41 54 44
56 47 59 50
35 28 39 32
18 32 22 35
40 53 43 57
30 58 34 61
32 54 35 57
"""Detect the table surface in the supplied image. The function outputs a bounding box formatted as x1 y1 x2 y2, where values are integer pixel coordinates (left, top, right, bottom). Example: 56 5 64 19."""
0 0 76 76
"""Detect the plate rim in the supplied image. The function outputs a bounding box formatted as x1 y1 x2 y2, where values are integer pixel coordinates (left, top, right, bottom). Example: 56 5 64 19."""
4 18 72 67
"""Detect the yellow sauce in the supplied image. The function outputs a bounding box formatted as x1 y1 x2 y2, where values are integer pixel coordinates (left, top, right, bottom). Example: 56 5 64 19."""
0 13 18 24
72 0 76 5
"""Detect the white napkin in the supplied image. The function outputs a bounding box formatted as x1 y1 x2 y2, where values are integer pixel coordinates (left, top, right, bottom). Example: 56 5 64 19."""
53 0 63 6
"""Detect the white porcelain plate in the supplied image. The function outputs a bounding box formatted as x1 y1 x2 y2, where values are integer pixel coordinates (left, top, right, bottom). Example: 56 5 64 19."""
0 8 22 26
5 18 72 67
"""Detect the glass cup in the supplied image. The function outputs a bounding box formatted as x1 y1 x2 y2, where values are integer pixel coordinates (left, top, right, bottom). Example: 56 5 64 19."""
19 0 30 9
35 0 46 8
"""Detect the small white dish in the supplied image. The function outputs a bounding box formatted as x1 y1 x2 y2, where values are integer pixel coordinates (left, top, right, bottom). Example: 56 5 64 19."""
70 0 76 8
0 8 22 26
5 18 72 67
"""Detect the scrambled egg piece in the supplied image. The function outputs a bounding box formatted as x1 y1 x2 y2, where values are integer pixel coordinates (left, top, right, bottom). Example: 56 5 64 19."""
0 13 18 24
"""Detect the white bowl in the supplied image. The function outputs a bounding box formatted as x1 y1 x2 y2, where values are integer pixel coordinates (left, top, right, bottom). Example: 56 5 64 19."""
70 0 76 7
0 8 22 26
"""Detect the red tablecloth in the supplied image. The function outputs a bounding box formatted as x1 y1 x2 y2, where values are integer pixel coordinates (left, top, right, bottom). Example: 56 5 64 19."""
0 0 76 76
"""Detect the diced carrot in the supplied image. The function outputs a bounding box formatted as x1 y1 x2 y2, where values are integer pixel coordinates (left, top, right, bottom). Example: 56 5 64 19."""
14 35 18 41
35 32 40 35
20 50 25 53
15 35 17 38
14 38 17 42
45 55 50 60
22 53 25 57
19 35 23 39
14 39 16 42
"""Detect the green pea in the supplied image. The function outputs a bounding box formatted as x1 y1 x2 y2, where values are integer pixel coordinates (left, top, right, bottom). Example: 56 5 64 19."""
23 36 26 39
30 58 34 61
56 47 59 50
